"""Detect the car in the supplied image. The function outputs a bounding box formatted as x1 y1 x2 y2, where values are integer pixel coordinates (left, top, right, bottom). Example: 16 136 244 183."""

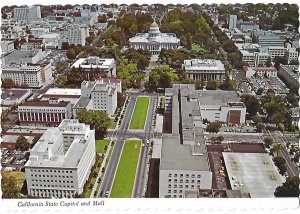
105 191 110 197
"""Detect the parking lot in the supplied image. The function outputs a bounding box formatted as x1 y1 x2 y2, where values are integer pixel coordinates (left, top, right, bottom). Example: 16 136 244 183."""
1 148 28 170
248 76 289 94
219 123 256 133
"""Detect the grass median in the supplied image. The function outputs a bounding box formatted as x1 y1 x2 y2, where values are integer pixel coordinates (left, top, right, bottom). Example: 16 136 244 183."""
129 96 150 129
96 140 110 154
110 140 141 198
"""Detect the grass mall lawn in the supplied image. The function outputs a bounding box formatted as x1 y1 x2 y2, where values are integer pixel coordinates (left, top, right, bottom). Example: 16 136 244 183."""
96 140 110 154
192 43 204 52
129 96 150 129
110 140 141 198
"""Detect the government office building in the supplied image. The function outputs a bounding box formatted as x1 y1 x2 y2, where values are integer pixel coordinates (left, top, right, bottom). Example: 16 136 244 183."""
25 119 96 198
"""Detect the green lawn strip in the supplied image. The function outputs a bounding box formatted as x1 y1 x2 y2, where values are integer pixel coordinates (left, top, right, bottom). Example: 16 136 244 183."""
129 96 150 129
96 140 110 154
161 96 165 108
110 140 141 198
109 119 117 129
149 61 157 68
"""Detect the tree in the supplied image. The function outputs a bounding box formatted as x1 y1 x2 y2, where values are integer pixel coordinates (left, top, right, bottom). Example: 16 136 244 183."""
206 80 220 90
2 78 17 88
61 42 70 50
117 92 126 108
195 79 204 90
98 14 107 23
76 109 110 138
16 136 30 151
271 143 283 157
1 175 19 198
66 48 77 59
241 95 261 116
273 156 287 175
256 88 264 95
206 122 221 133
274 176 300 197
221 76 236 90
264 137 274 148
56 60 68 74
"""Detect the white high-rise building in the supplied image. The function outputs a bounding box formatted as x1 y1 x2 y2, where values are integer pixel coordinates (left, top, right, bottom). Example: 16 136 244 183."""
67 26 89 46
13 6 41 22
229 15 237 30
73 80 118 117
25 119 96 198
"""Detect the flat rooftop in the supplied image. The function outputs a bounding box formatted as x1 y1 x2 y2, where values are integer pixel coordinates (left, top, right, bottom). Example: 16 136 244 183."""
1 89 31 100
197 90 240 106
44 88 81 97
71 57 114 69
223 152 285 198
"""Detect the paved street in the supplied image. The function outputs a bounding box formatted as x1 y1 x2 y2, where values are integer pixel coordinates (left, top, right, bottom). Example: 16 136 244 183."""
97 96 137 197
267 130 299 177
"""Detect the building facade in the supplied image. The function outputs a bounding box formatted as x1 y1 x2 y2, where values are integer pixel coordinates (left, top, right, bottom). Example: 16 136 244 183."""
243 66 277 78
229 15 237 30
129 22 180 55
25 119 96 198
13 6 41 22
71 57 116 77
18 99 72 127
73 80 118 117
182 59 226 81
1 62 53 88
277 65 299 89
67 26 89 46
160 85 212 198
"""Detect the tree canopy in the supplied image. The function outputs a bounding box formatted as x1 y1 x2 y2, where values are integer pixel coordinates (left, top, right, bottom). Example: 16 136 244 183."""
274 176 300 197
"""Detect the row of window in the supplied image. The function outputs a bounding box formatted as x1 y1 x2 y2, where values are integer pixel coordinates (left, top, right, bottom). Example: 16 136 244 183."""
168 174 201 179
168 179 201 184
168 184 201 189
30 169 72 173
31 184 74 188
31 179 73 183
31 174 73 179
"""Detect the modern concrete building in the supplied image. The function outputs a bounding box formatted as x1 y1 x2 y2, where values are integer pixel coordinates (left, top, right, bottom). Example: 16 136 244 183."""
182 59 226 81
229 15 237 30
243 66 277 78
239 21 259 32
18 99 72 127
3 49 45 65
277 65 299 89
197 90 246 125
73 80 118 117
1 41 15 53
1 88 32 106
257 32 285 47
25 119 96 198
223 152 284 197
1 62 53 88
13 6 41 22
42 88 81 106
160 84 212 198
67 26 89 46
71 57 116 77
129 22 180 55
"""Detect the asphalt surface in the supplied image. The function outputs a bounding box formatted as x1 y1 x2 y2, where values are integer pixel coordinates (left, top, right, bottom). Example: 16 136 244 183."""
97 96 137 198
132 96 156 198
267 130 299 177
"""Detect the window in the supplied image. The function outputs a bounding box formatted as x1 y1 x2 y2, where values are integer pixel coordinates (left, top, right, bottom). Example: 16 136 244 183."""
180 174 183 178
179 185 183 188
174 190 177 193
168 190 171 193
168 185 171 188
174 179 177 183
174 185 177 188
191 174 195 178
197 180 200 184
168 174 172 177
191 180 195 183
168 179 171 183
185 174 189 178
197 175 201 178
174 174 177 178
180 179 183 183
185 185 189 188
185 180 189 183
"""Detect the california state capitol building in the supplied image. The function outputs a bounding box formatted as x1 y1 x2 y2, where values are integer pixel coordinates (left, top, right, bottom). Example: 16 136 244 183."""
129 22 180 55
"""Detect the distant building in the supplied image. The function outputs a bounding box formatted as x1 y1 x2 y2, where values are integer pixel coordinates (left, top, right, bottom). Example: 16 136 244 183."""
71 57 116 77
243 66 277 78
277 65 299 89
73 80 118 117
13 6 41 22
129 22 180 56
67 26 89 46
96 77 122 93
160 84 212 198
182 59 226 81
286 48 299 63
291 107 299 126
1 41 15 53
1 88 32 106
42 88 81 107
239 21 259 32
3 49 45 65
257 32 285 47
18 99 72 127
229 15 237 30
1 63 52 88
25 119 96 198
